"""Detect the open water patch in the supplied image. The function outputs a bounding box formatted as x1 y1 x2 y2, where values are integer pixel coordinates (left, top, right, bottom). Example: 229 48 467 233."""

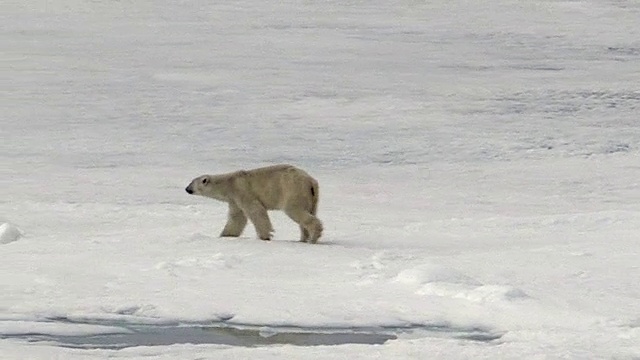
0 318 503 349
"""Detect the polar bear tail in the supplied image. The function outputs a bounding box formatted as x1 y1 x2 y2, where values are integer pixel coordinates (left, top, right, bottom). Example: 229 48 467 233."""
310 180 319 216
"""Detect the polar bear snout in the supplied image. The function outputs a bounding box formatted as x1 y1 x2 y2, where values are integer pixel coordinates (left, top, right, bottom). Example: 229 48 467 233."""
185 185 194 194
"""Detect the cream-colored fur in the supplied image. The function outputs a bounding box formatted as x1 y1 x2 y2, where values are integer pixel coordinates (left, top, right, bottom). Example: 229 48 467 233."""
185 164 323 243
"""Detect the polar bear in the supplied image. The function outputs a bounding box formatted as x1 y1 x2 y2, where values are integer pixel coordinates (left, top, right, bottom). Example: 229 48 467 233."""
185 164 323 243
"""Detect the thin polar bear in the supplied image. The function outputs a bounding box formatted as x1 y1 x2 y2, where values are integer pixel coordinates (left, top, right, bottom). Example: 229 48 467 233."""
185 164 323 243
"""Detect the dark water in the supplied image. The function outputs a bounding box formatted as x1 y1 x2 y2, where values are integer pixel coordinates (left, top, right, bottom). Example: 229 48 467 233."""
1 320 502 349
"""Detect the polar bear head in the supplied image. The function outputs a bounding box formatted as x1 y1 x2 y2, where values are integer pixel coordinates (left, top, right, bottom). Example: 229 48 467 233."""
185 175 227 201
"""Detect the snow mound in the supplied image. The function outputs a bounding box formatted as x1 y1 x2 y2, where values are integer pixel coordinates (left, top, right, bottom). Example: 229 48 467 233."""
393 264 482 286
394 265 529 303
418 283 529 303
469 285 530 301
0 223 23 244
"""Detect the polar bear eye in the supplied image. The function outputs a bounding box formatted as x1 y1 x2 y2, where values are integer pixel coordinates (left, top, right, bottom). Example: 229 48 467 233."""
202 178 208 185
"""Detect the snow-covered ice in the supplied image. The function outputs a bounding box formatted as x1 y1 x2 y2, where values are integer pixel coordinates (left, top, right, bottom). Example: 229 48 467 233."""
2 0 640 358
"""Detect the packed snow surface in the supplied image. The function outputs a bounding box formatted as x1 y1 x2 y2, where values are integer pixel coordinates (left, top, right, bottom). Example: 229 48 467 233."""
2 0 640 358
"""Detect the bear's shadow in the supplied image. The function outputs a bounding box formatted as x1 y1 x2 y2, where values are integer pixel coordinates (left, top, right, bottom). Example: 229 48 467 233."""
219 236 335 246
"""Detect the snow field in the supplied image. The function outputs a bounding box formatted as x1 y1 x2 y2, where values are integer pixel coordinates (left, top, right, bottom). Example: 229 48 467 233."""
2 0 640 358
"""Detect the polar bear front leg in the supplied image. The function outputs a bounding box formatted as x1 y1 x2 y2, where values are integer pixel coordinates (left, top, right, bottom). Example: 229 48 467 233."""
240 201 274 241
220 202 247 237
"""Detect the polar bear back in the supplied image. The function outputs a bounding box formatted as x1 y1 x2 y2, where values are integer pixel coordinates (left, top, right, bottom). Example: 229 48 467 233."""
229 164 317 211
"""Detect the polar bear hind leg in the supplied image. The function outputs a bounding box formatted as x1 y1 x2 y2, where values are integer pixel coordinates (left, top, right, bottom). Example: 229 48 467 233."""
299 226 310 242
285 206 323 244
